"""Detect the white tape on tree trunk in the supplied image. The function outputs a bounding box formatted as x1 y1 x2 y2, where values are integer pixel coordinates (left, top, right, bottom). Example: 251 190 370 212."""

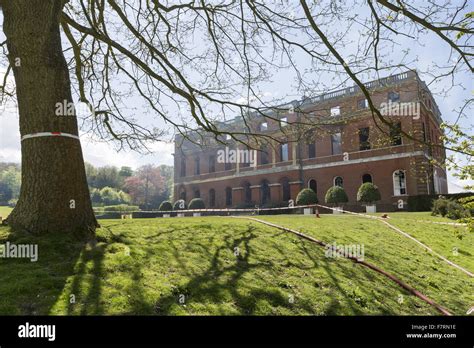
21 132 80 141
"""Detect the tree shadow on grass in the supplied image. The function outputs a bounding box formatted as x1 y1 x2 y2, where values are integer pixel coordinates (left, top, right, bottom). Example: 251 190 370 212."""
0 226 86 315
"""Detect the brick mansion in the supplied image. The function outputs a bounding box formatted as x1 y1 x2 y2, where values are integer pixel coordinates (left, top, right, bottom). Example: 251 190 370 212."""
173 70 448 211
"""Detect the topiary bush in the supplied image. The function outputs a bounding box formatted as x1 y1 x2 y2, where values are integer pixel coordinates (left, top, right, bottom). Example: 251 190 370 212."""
188 198 205 210
325 186 349 206
173 200 187 210
159 201 173 212
296 188 318 205
357 183 381 205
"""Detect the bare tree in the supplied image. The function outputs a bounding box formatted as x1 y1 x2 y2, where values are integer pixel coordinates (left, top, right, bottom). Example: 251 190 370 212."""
0 0 472 237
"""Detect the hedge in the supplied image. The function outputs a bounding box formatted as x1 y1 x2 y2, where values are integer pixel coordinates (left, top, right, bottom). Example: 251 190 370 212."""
407 192 474 212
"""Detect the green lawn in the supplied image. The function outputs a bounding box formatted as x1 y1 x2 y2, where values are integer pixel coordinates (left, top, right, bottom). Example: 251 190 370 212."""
0 213 472 315
0 206 12 219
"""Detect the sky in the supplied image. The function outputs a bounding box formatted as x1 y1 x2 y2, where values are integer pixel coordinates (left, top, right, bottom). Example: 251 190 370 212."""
0 2 472 192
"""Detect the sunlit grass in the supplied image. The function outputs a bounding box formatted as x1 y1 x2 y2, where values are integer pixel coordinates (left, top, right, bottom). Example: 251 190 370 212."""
0 214 471 315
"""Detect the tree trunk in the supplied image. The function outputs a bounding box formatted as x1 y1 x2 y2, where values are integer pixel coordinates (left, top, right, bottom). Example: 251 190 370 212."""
2 0 97 238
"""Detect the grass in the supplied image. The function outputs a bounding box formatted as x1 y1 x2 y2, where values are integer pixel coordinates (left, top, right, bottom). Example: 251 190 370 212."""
0 206 12 219
0 213 472 315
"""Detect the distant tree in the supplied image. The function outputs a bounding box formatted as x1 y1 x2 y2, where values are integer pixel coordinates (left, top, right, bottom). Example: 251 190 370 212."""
123 165 166 209
0 166 21 205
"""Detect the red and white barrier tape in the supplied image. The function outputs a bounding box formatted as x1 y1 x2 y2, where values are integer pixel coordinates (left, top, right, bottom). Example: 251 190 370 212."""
21 132 80 141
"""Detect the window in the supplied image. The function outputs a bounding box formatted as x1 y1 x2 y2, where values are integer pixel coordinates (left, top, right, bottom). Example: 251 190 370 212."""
393 170 407 195
179 190 186 201
180 157 186 177
334 176 343 187
308 179 317 194
280 143 289 161
422 122 427 142
260 146 270 165
260 122 268 131
225 187 232 206
209 189 216 207
331 132 342 155
281 178 291 202
208 155 216 173
362 174 373 183
390 122 402 146
388 91 400 102
308 143 316 158
224 162 232 171
359 127 370 151
261 180 271 205
330 106 340 116
194 157 200 175
280 117 288 127
244 182 252 203
358 99 368 109
194 189 200 198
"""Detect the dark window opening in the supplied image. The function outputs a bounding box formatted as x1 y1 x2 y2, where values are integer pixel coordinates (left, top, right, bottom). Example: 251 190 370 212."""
209 189 215 207
362 174 373 183
260 146 270 165
281 178 290 202
244 182 252 203
390 122 402 146
334 176 343 187
194 189 200 198
261 180 271 205
225 187 232 206
208 155 216 173
308 143 316 158
359 127 371 150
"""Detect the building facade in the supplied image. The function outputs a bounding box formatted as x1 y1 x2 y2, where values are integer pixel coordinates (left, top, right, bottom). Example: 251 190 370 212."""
173 70 448 211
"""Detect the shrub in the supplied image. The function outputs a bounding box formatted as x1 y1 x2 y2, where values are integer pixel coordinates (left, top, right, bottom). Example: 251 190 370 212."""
173 200 187 210
189 198 205 210
431 196 449 217
446 200 469 220
357 183 381 205
103 204 139 212
159 201 173 211
296 188 318 205
325 186 348 206
7 198 18 207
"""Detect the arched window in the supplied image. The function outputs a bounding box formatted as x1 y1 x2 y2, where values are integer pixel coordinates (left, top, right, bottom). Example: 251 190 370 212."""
209 189 216 207
225 187 232 206
261 180 271 205
362 174 373 183
194 189 200 198
334 176 343 187
244 182 252 203
281 178 291 202
308 179 317 194
393 170 407 195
